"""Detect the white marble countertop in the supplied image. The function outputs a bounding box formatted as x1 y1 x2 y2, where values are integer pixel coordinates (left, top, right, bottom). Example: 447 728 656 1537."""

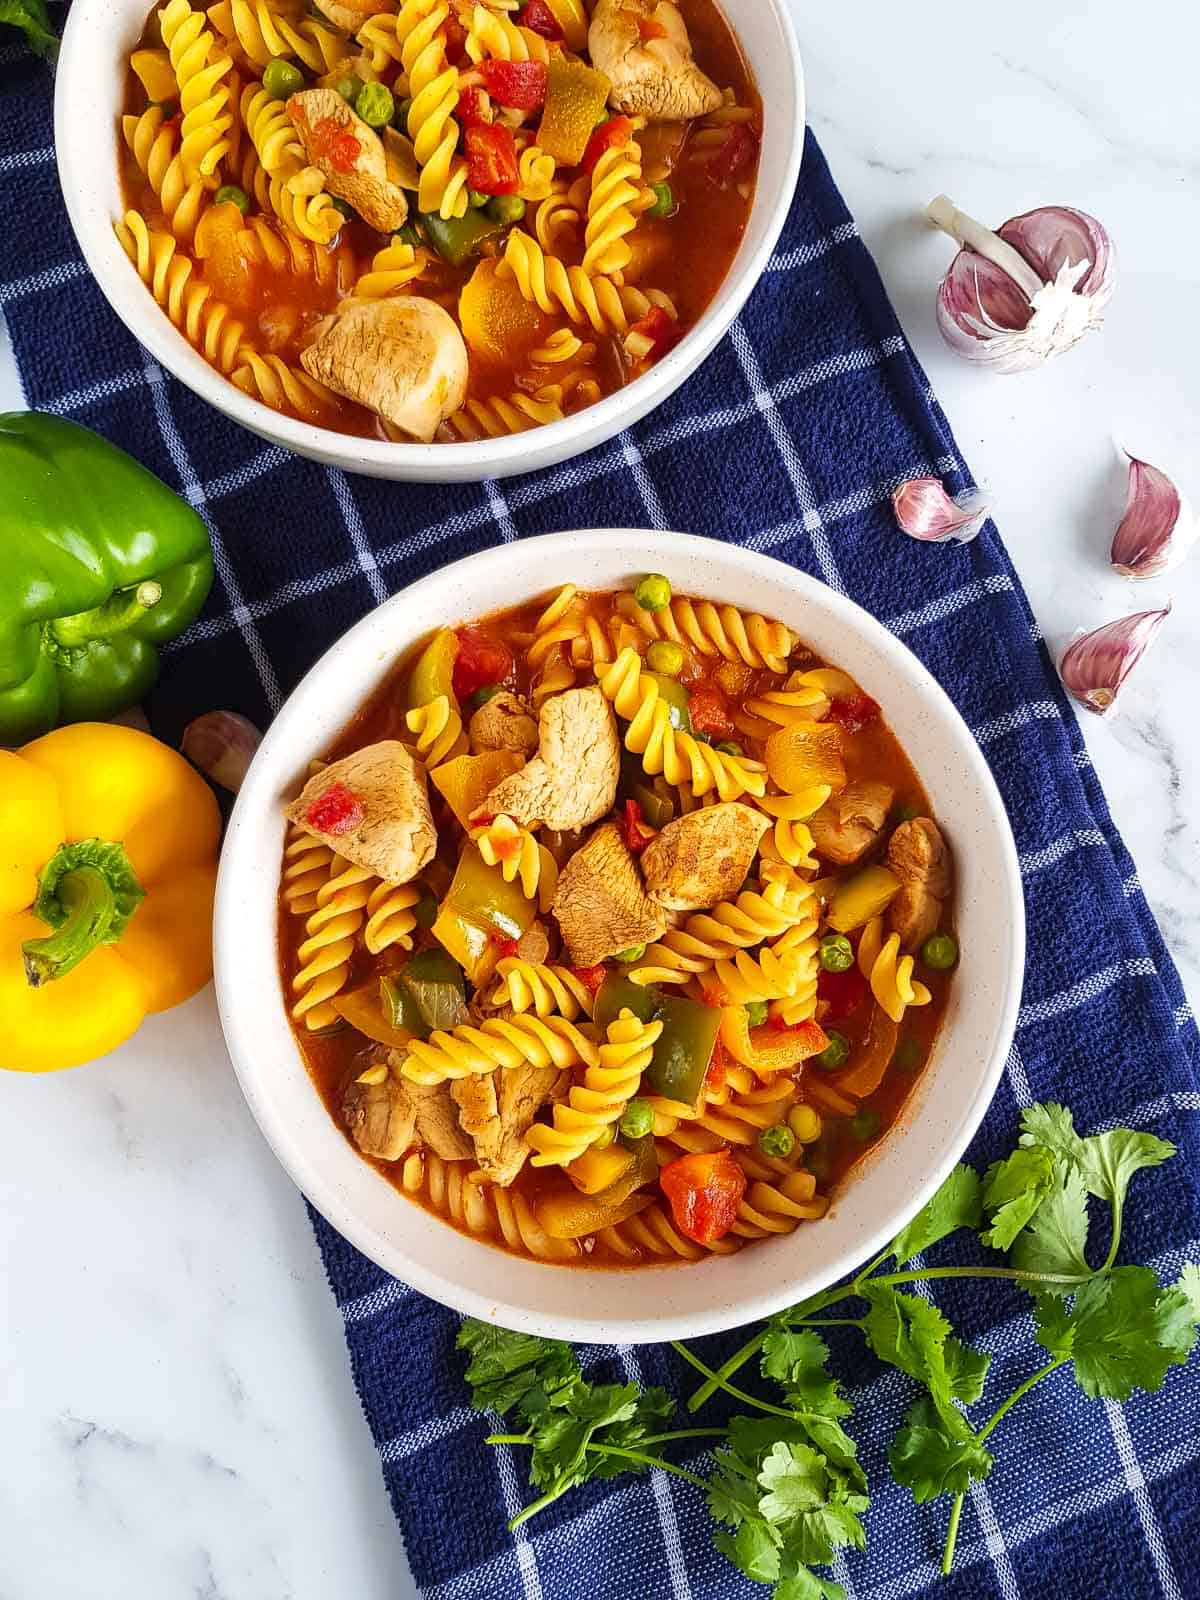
2 3 1197 1596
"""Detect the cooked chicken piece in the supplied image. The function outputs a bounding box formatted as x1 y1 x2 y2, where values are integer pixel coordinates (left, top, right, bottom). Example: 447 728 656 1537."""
641 802 768 910
311 0 389 32
469 690 539 758
473 687 619 832
405 1076 474 1160
516 920 552 966
286 740 435 884
887 817 953 951
452 1063 568 1185
287 89 409 232
552 821 666 965
809 781 895 867
301 298 468 444
587 0 723 121
343 1075 417 1161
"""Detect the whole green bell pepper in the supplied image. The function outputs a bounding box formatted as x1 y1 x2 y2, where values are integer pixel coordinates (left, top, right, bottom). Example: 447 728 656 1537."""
0 412 214 745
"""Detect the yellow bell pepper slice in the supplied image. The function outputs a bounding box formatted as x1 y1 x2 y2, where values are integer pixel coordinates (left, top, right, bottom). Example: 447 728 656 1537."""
1 723 221 1072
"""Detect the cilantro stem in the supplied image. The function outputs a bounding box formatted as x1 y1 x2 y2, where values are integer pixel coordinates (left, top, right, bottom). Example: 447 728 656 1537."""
685 1266 1089 1411
940 1357 1066 1574
671 1341 799 1419
486 1433 534 1446
635 1428 727 1447
853 1245 895 1286
588 1445 710 1491
509 1487 567 1530
1101 1198 1124 1273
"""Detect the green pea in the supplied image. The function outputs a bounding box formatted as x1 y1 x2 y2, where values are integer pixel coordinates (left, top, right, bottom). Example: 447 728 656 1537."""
805 1143 832 1182
487 194 526 225
715 740 743 757
921 932 959 971
334 73 362 104
469 683 503 710
263 57 303 100
393 95 414 127
614 944 646 964
468 187 490 208
619 1097 654 1139
215 184 250 215
849 1108 881 1142
894 1037 922 1072
648 181 674 218
813 1030 849 1072
355 80 394 128
329 196 355 218
594 109 612 126
634 573 671 612
895 802 921 822
646 640 684 677
744 999 768 1028
759 1123 795 1159
412 893 438 930
819 934 854 974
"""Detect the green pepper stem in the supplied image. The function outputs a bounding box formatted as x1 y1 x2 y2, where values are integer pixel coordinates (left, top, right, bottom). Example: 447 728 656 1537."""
22 867 119 986
50 580 163 648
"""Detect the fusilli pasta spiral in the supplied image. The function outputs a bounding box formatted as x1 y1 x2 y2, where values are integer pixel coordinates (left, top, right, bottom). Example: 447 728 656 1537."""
525 1010 662 1167
499 232 677 335
353 240 429 297
441 390 564 441
121 107 208 244
159 0 234 183
406 695 468 767
281 823 335 916
239 82 304 173
614 593 797 674
363 881 421 955
595 648 767 801
464 2 549 64
470 816 558 908
290 856 373 1028
581 133 644 277
115 210 247 374
209 0 347 73
518 145 558 202
533 185 580 251
400 1149 578 1261
629 874 815 986
857 916 932 1023
401 1013 600 1085
488 959 595 1020
232 352 339 421
396 0 469 219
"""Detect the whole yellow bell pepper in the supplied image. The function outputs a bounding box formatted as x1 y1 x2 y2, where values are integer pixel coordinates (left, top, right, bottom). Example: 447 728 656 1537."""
1 723 220 1072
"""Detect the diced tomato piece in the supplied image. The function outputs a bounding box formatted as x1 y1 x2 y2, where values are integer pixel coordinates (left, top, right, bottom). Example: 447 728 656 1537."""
703 1035 727 1097
480 59 548 110
660 1148 746 1244
626 305 680 361
571 963 608 994
817 966 869 1023
492 935 520 958
707 122 758 185
465 122 520 195
443 17 468 64
303 114 362 174
621 798 652 855
457 85 492 128
452 626 514 700
688 685 734 739
305 781 364 836
765 1016 829 1055
581 113 634 174
828 694 880 734
637 15 669 39
520 0 563 40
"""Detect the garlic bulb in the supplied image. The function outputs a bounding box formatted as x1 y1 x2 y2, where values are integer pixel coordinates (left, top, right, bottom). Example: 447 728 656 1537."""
183 710 262 793
893 477 991 544
927 196 1115 372
1111 453 1196 578
1059 607 1169 716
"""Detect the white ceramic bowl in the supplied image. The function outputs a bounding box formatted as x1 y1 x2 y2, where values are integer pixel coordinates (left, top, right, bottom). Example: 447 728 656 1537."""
54 1 804 482
215 530 1024 1342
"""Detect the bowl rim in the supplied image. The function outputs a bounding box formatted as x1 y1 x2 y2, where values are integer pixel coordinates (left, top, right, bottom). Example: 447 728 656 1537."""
214 529 1026 1341
53 0 805 478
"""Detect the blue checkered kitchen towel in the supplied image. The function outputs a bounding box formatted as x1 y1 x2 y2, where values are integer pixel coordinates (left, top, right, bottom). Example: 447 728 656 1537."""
4 33 1199 1600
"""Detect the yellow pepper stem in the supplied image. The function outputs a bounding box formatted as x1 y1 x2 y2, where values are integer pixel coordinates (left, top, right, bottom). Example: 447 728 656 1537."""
21 839 146 987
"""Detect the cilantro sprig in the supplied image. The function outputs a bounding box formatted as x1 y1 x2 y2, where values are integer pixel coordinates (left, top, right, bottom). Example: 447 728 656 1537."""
461 1103 1198 1593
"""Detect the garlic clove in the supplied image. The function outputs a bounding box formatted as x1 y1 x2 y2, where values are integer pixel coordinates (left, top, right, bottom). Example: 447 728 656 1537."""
893 477 991 543
928 196 1115 373
183 710 263 793
1110 453 1197 579
1058 606 1170 717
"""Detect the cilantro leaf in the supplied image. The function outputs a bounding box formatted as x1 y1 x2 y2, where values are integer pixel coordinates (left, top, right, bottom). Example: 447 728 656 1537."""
888 1396 994 1502
861 1286 968 1434
757 1442 868 1567
943 1336 992 1405
1177 1263 1200 1320
889 1164 983 1265
714 1521 780 1584
528 1381 640 1489
981 1145 1056 1250
588 1387 676 1479
707 1445 763 1530
457 1321 579 1417
1020 1104 1175 1231
1010 1159 1092 1289
1036 1266 1200 1400
775 1572 846 1600
762 1328 852 1418
0 0 58 57
758 1441 831 1523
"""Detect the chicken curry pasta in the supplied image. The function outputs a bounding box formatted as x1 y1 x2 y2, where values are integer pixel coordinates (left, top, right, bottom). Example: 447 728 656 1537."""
116 0 760 442
276 577 959 1266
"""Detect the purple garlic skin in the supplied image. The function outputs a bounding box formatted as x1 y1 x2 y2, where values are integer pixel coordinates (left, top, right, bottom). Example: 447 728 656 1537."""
930 198 1115 373
1111 454 1196 578
183 710 263 794
893 477 990 544
1059 607 1170 717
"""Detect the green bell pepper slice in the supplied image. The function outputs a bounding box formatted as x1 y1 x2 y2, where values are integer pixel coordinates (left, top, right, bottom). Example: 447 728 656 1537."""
0 412 214 744
644 994 722 1107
